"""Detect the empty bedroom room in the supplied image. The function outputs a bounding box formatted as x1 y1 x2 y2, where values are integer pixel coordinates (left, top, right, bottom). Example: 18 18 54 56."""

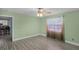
0 8 79 50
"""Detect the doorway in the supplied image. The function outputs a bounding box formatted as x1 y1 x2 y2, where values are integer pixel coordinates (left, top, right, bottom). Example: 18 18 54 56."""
0 16 13 49
47 16 64 41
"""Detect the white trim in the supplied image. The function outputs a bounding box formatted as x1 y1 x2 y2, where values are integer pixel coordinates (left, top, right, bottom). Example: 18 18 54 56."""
13 34 40 41
65 40 79 46
12 16 14 41
41 34 46 37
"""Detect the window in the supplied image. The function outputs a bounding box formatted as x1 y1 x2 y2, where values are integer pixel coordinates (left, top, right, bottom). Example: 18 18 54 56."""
47 16 63 32
0 20 8 25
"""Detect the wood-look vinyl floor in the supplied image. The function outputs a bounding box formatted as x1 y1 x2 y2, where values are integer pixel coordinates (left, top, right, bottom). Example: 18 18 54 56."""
0 35 79 50
0 35 12 50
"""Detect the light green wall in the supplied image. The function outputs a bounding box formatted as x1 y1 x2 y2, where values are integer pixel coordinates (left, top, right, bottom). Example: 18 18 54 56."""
0 10 40 41
40 17 47 34
64 11 79 43
40 11 79 44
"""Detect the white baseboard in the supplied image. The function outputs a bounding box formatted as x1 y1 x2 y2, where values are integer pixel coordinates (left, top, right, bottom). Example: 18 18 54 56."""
41 34 47 37
13 33 47 41
65 40 79 46
13 34 40 41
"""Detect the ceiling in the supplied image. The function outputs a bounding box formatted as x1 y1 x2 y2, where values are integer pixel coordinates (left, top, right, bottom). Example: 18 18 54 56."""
0 8 79 17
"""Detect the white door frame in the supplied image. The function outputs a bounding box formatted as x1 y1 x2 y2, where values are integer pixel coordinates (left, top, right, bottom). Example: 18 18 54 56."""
0 15 14 41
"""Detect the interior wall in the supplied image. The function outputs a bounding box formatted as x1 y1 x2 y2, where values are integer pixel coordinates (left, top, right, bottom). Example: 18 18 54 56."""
64 11 79 44
40 10 79 44
0 10 40 41
40 17 47 34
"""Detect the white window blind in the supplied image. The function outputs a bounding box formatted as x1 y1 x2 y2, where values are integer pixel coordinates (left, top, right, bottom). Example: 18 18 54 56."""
47 16 63 32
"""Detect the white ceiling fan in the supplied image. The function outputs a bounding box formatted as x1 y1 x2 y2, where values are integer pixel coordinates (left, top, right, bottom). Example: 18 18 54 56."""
37 8 52 17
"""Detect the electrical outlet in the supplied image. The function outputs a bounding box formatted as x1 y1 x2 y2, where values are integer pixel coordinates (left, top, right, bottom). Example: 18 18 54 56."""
72 38 74 41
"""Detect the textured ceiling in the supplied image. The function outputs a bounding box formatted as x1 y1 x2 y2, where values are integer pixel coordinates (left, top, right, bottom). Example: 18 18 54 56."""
0 8 79 17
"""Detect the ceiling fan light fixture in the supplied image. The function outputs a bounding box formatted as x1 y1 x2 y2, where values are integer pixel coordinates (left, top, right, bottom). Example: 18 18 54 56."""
39 13 43 17
37 8 44 17
37 13 40 16
39 8 43 12
37 13 43 17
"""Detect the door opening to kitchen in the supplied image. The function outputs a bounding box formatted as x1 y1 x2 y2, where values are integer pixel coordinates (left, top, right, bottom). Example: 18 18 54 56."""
47 16 64 41
0 16 13 49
